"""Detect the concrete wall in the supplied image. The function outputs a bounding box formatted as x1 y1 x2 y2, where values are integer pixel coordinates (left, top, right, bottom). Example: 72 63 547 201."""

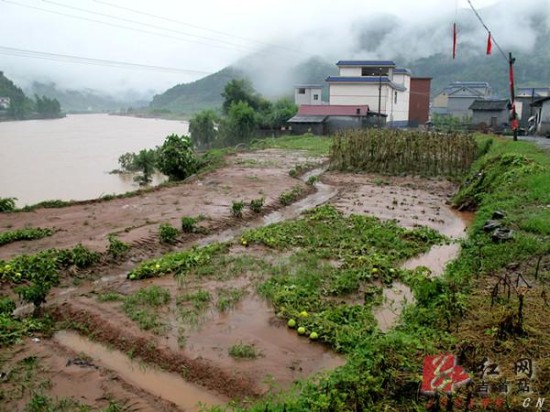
329 83 388 113
536 101 550 136
471 110 508 127
295 87 323 106
339 67 362 77
448 97 475 118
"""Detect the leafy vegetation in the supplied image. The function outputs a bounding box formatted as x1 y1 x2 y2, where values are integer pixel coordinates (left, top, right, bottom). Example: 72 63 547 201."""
216 287 246 312
278 186 303 206
249 197 264 213
0 227 53 246
106 234 130 259
231 200 245 218
181 216 200 233
156 134 199 181
127 243 226 280
158 223 179 244
0 197 17 212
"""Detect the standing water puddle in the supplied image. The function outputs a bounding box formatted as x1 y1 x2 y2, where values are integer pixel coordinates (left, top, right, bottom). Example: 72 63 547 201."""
373 210 472 332
54 330 226 411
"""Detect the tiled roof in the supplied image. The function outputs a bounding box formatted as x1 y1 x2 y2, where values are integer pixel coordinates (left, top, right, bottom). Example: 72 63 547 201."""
298 105 370 116
336 60 396 67
469 99 509 111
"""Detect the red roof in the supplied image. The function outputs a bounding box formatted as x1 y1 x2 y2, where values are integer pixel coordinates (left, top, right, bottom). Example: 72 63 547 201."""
298 105 369 116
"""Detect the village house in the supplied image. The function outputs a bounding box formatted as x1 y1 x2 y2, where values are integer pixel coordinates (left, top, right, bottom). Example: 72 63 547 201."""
469 99 510 131
516 87 550 129
530 96 550 136
290 60 430 133
294 84 325 106
432 81 493 118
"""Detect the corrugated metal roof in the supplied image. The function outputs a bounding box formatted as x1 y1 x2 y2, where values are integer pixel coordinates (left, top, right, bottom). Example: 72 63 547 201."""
469 99 509 111
288 115 327 123
336 60 396 67
298 105 369 116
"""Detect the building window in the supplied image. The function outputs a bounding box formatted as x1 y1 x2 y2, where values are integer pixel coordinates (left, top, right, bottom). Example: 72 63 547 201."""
394 91 398 104
356 108 361 115
298 88 306 94
313 94 319 100
362 67 387 76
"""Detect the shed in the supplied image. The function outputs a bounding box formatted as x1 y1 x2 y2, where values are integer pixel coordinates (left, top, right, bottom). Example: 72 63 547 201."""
530 96 550 136
469 99 510 129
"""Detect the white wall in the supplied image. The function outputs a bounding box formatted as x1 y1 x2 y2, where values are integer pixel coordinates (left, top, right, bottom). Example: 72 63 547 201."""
339 67 362 77
329 83 388 113
295 87 323 105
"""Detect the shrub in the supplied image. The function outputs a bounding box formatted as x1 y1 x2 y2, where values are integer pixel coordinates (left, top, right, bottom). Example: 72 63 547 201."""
107 234 130 259
181 216 199 233
249 197 264 213
0 297 15 315
231 200 245 218
159 223 178 244
156 134 198 181
0 227 53 246
0 197 17 212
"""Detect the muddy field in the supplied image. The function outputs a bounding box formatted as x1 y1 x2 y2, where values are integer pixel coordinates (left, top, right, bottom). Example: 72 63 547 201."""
0 148 473 412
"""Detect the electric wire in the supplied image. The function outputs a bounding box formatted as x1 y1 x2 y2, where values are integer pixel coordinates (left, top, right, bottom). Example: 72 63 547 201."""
0 45 212 75
1 0 257 53
41 0 258 52
466 0 508 62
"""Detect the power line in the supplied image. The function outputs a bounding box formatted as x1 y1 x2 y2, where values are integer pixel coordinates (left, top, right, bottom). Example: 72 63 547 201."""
92 0 307 56
41 0 258 52
0 45 213 75
466 0 508 61
1 0 256 53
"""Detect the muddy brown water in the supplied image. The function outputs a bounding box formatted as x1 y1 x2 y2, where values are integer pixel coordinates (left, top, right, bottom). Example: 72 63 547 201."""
0 114 187 207
54 330 226 411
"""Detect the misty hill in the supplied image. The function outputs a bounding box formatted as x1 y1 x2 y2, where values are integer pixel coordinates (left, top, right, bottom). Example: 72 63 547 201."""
26 82 150 113
149 57 338 115
0 70 33 118
150 3 550 115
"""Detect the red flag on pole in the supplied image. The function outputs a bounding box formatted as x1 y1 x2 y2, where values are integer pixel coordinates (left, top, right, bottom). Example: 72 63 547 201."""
486 33 492 55
453 23 457 59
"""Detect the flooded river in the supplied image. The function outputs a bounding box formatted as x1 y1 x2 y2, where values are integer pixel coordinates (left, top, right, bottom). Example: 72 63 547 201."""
0 114 188 207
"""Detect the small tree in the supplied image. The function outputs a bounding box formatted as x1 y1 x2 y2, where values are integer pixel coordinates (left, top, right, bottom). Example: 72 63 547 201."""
219 102 258 146
221 78 261 114
16 281 52 317
156 134 198 181
133 149 157 185
189 109 219 149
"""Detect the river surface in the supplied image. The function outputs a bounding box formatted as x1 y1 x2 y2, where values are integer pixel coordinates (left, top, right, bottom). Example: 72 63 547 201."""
0 114 188 207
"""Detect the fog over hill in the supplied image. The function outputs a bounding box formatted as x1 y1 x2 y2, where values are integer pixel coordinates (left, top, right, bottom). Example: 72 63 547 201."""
151 0 550 113
2 0 548 113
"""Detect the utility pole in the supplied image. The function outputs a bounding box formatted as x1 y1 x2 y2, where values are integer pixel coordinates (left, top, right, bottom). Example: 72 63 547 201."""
509 52 518 141
378 69 382 128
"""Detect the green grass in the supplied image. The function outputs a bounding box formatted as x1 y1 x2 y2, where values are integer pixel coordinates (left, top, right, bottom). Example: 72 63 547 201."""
122 286 171 334
251 134 332 156
228 341 262 359
96 292 125 302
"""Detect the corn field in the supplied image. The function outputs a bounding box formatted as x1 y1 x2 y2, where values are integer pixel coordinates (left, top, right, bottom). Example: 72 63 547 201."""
330 129 477 177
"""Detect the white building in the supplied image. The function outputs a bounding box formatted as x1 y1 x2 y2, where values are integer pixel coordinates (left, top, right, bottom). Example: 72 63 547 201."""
326 61 411 127
294 85 324 106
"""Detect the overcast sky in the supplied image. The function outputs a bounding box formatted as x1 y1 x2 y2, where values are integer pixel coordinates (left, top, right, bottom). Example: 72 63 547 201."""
0 0 543 95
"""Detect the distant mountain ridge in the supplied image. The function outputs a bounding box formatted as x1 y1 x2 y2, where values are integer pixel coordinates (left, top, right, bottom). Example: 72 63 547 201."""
26 82 150 113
